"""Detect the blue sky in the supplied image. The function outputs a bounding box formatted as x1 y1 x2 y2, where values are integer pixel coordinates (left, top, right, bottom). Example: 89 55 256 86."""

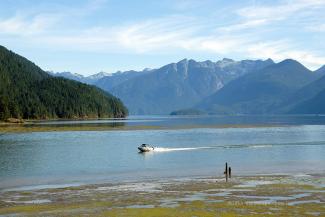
0 0 324 75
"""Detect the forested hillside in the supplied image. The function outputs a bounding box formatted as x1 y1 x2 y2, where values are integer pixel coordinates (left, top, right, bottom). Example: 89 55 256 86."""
0 45 128 120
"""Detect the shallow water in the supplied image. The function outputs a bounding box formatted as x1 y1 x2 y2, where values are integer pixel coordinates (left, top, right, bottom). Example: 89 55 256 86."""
1 115 325 190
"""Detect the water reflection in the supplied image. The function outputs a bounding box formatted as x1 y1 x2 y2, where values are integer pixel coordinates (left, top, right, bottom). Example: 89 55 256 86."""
29 121 126 128
1 116 325 189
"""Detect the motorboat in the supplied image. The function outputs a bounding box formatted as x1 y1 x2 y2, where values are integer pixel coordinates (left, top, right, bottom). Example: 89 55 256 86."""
138 144 155 152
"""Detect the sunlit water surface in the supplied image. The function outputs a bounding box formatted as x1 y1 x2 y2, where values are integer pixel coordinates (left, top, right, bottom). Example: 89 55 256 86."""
1 115 325 190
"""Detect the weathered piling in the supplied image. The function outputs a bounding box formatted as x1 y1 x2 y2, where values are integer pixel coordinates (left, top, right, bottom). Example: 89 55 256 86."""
223 163 232 182
224 162 229 182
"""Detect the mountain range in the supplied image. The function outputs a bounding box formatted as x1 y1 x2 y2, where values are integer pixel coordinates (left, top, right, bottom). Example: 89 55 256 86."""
57 58 272 114
195 59 323 114
108 58 275 114
4 41 325 119
0 45 128 121
49 71 112 84
49 58 325 115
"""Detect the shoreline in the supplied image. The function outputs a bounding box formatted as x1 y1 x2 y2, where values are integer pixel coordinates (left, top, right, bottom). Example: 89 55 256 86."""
0 123 290 133
2 169 325 192
1 173 324 216
2 114 324 133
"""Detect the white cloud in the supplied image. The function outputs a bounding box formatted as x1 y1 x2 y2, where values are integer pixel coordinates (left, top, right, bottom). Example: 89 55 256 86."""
178 35 249 54
306 23 325 32
0 0 107 36
237 0 325 21
171 0 207 11
26 15 202 53
246 41 325 70
0 13 61 35
115 16 201 53
0 0 324 70
217 19 268 32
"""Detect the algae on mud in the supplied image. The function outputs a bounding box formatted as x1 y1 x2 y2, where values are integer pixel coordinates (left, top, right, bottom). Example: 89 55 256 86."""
0 121 278 133
0 175 324 216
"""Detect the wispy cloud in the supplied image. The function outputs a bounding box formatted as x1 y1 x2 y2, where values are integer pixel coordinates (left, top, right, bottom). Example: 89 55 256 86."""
237 0 325 21
211 0 325 35
245 40 325 69
0 0 107 36
0 13 61 35
306 23 325 32
0 0 324 72
29 15 204 53
217 19 268 32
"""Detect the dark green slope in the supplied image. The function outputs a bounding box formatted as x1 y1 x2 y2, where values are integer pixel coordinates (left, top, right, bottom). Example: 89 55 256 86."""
0 45 128 120
196 59 318 114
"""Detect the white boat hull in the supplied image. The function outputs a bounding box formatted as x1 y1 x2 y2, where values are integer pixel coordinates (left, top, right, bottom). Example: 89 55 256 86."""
138 144 155 152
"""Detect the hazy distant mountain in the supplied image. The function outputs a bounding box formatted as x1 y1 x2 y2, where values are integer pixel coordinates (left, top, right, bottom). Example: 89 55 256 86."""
50 71 111 84
275 70 325 113
49 71 83 81
289 89 325 114
315 65 325 75
47 57 325 115
95 69 151 90
286 73 325 114
196 59 320 114
87 71 112 82
103 58 274 114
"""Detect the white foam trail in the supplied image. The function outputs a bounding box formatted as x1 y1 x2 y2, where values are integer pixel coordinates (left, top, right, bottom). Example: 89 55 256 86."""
147 144 275 153
153 147 211 152
249 145 273 148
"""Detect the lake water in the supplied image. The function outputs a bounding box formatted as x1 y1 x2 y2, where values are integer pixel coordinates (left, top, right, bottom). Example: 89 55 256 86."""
1 115 325 190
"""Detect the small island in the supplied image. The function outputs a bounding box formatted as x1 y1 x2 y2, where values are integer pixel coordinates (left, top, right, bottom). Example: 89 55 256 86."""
170 109 206 116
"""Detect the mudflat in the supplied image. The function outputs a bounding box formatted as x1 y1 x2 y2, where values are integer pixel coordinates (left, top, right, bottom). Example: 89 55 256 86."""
0 174 324 216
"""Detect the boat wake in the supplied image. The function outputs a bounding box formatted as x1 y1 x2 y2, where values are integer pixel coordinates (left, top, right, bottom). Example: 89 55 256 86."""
143 141 325 153
153 147 211 152
152 144 273 152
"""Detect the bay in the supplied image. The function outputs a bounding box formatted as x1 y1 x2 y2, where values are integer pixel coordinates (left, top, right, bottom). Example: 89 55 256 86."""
1 115 325 190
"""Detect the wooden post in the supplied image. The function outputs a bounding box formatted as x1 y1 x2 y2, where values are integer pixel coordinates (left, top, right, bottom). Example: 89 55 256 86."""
224 162 228 182
228 167 231 178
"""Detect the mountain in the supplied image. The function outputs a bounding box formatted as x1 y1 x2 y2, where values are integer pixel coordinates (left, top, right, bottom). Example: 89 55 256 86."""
314 65 325 77
95 69 151 91
196 59 320 114
170 109 206 115
275 70 325 113
51 71 111 84
87 71 112 82
101 58 274 114
287 73 325 114
0 45 128 120
289 89 325 114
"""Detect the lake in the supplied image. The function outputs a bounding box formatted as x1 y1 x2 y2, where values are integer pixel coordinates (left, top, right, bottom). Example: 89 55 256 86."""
1 115 325 190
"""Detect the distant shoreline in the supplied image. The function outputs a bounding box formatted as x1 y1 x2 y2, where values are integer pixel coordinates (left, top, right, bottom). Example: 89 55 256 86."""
2 114 324 133
0 122 284 133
